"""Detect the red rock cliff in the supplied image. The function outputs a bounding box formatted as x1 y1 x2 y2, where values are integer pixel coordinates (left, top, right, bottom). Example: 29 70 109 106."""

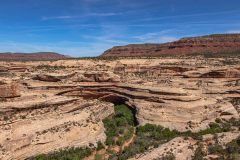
101 34 240 57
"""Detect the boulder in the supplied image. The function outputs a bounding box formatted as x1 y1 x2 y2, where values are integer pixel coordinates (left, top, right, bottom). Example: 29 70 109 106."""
72 71 120 82
0 82 20 98
33 74 61 82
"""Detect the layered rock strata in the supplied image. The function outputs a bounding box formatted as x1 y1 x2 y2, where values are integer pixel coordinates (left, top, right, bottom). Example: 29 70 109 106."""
102 34 240 57
0 57 239 159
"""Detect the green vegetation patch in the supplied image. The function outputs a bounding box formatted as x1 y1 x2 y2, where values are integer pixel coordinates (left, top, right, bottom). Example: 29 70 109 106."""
95 154 103 160
115 124 180 160
103 104 135 146
115 120 235 159
28 103 239 160
193 144 205 160
206 136 240 160
29 147 93 160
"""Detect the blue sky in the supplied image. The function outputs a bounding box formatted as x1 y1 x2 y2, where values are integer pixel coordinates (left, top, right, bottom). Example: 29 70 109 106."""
0 0 240 57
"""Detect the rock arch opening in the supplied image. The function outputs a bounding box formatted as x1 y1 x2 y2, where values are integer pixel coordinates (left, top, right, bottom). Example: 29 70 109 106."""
99 94 139 126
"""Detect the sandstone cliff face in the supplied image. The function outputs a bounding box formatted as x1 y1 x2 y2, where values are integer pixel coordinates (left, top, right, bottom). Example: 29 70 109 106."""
0 93 113 159
0 57 239 159
101 34 240 57
59 82 239 132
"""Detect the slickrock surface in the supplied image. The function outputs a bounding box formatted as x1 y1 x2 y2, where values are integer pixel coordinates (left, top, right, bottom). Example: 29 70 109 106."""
102 34 240 57
0 56 239 159
0 96 113 159
129 137 197 160
130 131 240 160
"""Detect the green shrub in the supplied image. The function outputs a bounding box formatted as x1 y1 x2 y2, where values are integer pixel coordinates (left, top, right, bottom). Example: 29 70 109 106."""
208 144 224 154
95 154 102 160
206 137 240 159
192 122 231 137
215 118 222 123
231 98 240 107
96 141 104 151
123 127 134 140
226 137 240 154
228 117 240 127
105 137 115 146
29 147 93 160
193 144 205 160
117 123 180 159
114 104 135 125
35 154 45 160
103 104 135 147
116 137 125 146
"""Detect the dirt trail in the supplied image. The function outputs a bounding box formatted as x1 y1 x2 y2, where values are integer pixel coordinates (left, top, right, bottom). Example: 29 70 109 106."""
122 128 136 150
85 128 136 160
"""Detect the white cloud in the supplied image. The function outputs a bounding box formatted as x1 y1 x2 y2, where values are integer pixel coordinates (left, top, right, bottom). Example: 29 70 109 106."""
42 16 74 20
0 30 180 57
86 12 123 16
133 31 178 43
227 30 240 33
42 12 124 20
138 10 240 22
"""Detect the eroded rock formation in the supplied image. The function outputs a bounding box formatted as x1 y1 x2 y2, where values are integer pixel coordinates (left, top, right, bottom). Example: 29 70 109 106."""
102 34 240 57
0 82 20 98
0 56 239 159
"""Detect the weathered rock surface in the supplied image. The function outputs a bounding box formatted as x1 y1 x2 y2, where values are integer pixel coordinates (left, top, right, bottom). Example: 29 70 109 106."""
33 74 62 82
0 56 239 159
130 131 240 160
0 96 113 160
183 69 240 78
59 83 239 132
129 137 197 160
0 82 20 98
71 71 120 82
102 34 240 57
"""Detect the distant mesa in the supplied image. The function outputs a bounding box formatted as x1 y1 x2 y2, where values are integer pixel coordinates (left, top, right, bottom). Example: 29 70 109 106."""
0 52 69 61
101 34 240 57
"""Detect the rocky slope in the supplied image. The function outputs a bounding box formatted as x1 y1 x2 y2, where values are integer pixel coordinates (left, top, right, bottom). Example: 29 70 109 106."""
0 82 114 159
0 57 239 159
0 52 68 61
101 34 240 57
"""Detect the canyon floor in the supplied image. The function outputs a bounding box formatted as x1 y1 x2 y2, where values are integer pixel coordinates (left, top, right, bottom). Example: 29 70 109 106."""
0 56 239 160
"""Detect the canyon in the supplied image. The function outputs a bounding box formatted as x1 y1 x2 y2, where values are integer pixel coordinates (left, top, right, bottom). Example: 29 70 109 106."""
0 54 239 159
